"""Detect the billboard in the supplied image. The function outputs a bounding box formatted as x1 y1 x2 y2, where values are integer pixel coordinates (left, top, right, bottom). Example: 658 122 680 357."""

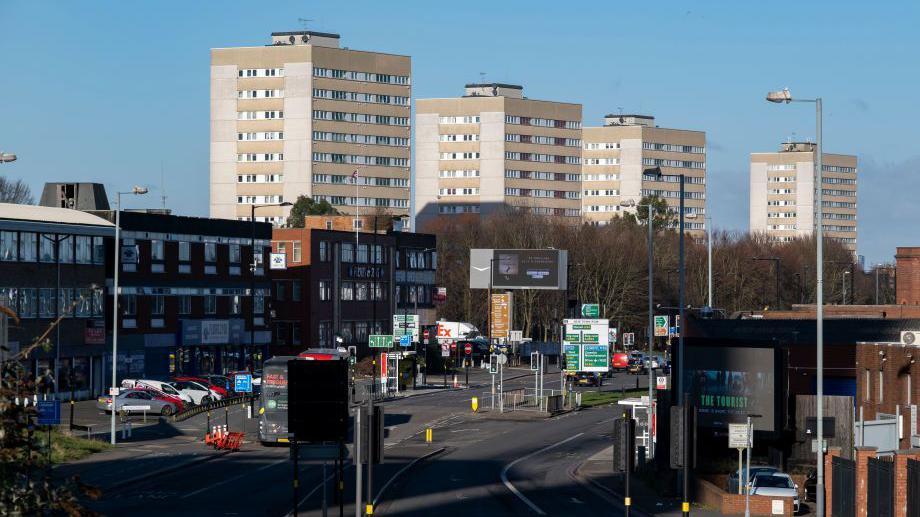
490 293 512 339
682 345 779 433
470 249 568 290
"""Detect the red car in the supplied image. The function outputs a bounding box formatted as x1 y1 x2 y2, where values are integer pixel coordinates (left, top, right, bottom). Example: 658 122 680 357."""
612 352 630 370
135 386 186 412
173 375 229 398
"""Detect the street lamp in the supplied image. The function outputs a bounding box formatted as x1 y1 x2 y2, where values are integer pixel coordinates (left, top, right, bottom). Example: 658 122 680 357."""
250 201 292 371
767 87 826 516
0 152 17 163
111 185 148 445
752 257 781 309
620 197 656 459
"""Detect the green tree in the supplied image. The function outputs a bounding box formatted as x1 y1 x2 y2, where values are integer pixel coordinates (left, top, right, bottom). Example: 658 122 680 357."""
632 194 673 231
285 195 339 227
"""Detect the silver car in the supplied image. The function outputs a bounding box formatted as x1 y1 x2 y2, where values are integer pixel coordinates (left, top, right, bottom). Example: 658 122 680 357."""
96 388 178 416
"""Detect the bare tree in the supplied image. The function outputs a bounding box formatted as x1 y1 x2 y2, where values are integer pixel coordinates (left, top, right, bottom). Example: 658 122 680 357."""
0 177 34 204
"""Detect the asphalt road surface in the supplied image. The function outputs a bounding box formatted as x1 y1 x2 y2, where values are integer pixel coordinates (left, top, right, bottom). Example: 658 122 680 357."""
67 366 648 516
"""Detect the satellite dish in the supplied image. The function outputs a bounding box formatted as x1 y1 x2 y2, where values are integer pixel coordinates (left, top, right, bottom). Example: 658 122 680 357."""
289 35 295 44
492 86 498 96
302 35 310 43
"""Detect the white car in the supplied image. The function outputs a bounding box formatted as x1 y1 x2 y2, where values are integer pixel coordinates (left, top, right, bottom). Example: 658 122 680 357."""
121 379 194 405
171 379 222 405
751 472 799 513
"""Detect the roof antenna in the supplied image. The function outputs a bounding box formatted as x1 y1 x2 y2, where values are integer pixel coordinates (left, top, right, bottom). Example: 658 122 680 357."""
298 18 314 31
479 72 486 84
160 161 167 209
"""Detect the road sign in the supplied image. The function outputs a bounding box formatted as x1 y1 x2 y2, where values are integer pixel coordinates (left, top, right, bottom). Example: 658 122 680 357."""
36 400 60 426
234 373 253 393
393 314 420 341
656 376 668 390
497 353 508 365
654 315 669 337
399 334 411 347
440 343 450 357
582 345 608 369
509 330 523 342
562 319 610 373
581 304 600 318
269 252 287 270
464 343 472 355
122 405 151 412
563 343 580 371
728 423 750 449
609 327 618 344
109 387 120 396
369 334 392 348
490 293 512 339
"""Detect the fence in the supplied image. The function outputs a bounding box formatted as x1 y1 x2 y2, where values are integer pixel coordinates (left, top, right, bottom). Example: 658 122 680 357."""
868 456 894 517
172 395 254 422
476 388 577 414
832 455 856 517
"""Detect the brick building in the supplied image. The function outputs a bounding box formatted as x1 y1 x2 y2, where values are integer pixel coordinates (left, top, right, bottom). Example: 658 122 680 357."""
855 336 920 450
896 247 920 305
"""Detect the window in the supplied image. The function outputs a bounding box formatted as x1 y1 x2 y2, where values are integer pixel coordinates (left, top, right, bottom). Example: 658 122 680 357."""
908 372 913 406
292 282 302 302
152 295 165 315
231 295 241 314
93 236 105 264
40 234 55 263
319 241 330 262
0 231 16 261
879 371 884 402
292 323 301 345
75 236 92 264
19 232 36 262
39 288 55 318
92 288 103 316
357 244 368 263
275 281 287 301
151 240 164 261
58 288 73 317
292 241 301 263
342 243 354 263
121 294 137 316
355 282 369 301
75 288 92 317
341 281 354 301
865 369 871 400
179 241 190 261
230 244 241 264
178 295 191 315
59 237 74 263
205 295 217 314
205 243 217 262
19 289 35 318
319 280 332 301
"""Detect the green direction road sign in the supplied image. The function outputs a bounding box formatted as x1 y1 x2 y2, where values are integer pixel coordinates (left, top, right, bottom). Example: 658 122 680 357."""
369 335 393 348
582 344 608 371
563 343 580 371
571 324 592 330
581 304 600 318
581 333 600 344
564 333 581 342
654 315 669 337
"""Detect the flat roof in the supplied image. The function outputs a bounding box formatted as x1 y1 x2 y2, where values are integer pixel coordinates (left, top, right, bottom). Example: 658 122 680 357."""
0 203 113 227
603 113 653 119
271 30 340 39
464 83 523 90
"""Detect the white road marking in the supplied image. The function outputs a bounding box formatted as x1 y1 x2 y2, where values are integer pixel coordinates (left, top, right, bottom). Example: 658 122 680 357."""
500 432 584 516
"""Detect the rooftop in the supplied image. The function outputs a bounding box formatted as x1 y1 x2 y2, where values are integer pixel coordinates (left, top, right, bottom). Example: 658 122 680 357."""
0 203 113 227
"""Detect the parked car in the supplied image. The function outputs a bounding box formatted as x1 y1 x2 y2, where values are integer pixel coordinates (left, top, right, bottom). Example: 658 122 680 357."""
570 372 603 387
726 465 780 494
750 472 799 513
122 379 194 405
97 388 179 416
612 352 630 370
189 374 231 397
170 378 222 404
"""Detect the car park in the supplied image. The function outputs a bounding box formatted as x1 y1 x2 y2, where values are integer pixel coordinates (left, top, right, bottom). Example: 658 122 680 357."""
96 388 179 416
188 375 230 397
171 378 223 404
750 472 799 513
122 379 195 405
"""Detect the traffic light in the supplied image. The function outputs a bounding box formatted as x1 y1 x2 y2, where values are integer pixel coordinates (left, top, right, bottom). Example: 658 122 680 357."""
489 355 498 374
613 417 636 473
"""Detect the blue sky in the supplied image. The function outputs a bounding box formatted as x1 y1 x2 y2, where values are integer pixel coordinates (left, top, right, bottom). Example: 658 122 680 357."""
0 0 917 265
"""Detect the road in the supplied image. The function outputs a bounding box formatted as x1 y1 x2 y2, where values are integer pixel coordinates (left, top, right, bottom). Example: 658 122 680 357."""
64 366 649 516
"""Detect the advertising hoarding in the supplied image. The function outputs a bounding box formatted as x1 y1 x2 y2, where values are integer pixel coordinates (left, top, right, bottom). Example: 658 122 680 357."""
490 293 512 339
469 249 568 290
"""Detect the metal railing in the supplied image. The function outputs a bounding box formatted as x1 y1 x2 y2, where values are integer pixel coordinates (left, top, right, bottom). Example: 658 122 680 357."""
172 395 255 422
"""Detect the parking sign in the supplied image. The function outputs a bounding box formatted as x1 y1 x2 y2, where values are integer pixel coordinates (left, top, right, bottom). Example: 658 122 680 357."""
234 373 253 393
37 400 61 426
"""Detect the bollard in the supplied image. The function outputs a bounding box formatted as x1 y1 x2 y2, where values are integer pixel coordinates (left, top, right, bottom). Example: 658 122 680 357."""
425 428 433 444
471 397 479 413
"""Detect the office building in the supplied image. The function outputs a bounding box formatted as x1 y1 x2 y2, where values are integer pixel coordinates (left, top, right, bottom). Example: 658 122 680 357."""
211 31 412 225
414 84 583 229
750 142 857 252
581 114 707 236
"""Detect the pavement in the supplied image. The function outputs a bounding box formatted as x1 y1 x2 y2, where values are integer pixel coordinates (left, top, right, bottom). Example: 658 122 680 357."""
57 365 654 516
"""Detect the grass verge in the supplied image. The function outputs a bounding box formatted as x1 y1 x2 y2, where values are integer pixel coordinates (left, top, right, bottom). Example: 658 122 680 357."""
36 430 113 464
579 388 646 407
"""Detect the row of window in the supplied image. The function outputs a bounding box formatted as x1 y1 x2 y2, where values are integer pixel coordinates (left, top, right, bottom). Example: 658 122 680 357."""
769 188 795 194
524 207 581 217
643 173 706 185
238 153 283 162
238 111 283 120
823 165 856 173
504 188 580 199
439 115 480 124
504 115 581 129
767 200 795 206
313 131 408 147
584 189 619 197
440 169 479 178
640 189 706 200
583 173 618 182
584 158 618 165
585 205 622 213
824 213 856 220
504 152 581 164
273 280 303 302
824 225 857 232
642 158 705 169
504 170 580 182
767 224 797 230
313 88 409 105
768 176 795 183
824 177 856 185
643 142 705 154
823 201 856 208
238 174 283 183
767 212 797 218
584 142 619 150
238 89 283 99
766 164 796 171
313 67 410 85
312 174 408 187
238 195 283 204
439 188 478 196
317 320 387 348
238 68 283 77
441 134 479 142
120 293 261 318
238 132 283 141
324 281 388 302
822 189 856 198
0 287 103 319
312 110 409 126
274 240 302 262
312 195 409 209
505 134 581 147
441 152 479 160
0 232 104 264
312 152 409 167
438 204 480 214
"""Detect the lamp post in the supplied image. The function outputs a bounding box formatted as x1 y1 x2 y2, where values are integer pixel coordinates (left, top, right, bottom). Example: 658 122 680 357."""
110 186 148 445
767 87 825 516
752 257 781 309
621 198 656 459
250 202 292 371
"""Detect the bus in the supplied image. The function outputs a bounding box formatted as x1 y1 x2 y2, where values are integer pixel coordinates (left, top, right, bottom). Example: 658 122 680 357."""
258 349 349 445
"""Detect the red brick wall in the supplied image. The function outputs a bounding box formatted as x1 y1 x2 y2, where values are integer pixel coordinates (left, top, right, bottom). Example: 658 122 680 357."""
825 446 842 516
695 478 793 516
896 247 920 305
895 450 920 517
855 447 878 516
856 342 917 450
